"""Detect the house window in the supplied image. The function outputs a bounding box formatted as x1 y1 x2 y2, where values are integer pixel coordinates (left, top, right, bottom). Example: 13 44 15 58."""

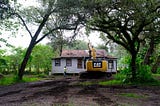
108 60 114 69
66 59 72 66
77 59 83 68
55 59 61 66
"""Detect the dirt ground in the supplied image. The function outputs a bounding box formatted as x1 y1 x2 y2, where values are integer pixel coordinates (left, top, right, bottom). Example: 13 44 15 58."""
0 76 160 106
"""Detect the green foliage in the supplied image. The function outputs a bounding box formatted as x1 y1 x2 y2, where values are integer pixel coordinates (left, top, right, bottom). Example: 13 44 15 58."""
121 64 156 84
29 44 53 74
116 67 132 83
0 0 10 19
114 73 126 81
157 68 160 74
0 44 52 76
117 54 156 84
96 44 108 52
82 0 160 82
69 40 88 50
136 65 155 83
118 54 131 72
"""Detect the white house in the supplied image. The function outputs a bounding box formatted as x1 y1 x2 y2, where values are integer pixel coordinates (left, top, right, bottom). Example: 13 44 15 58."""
52 49 117 74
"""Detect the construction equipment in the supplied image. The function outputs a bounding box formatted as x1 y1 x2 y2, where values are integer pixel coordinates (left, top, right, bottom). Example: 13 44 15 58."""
80 42 109 79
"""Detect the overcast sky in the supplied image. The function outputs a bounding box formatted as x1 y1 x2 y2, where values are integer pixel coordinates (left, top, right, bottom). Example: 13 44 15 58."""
1 0 102 49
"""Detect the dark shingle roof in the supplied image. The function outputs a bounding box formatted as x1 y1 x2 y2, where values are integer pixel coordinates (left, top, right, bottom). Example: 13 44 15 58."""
60 49 117 59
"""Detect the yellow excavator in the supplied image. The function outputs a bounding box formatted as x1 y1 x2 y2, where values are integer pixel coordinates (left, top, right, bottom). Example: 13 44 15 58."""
80 42 108 78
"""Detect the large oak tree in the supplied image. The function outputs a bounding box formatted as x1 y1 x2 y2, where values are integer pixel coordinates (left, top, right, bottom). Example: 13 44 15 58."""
80 0 160 80
12 0 83 80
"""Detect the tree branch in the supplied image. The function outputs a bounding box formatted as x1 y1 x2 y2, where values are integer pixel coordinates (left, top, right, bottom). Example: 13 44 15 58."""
35 24 77 44
14 13 33 38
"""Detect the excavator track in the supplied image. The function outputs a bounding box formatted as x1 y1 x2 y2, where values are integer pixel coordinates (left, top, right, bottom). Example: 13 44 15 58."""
79 71 110 79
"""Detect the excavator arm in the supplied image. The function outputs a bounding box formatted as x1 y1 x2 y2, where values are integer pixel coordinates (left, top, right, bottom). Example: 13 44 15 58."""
88 42 96 59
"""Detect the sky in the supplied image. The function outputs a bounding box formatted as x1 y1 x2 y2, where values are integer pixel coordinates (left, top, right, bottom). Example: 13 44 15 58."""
0 0 102 49
4 29 102 48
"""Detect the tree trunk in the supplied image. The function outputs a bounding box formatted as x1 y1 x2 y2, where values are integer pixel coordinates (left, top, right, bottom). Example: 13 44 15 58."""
130 52 137 81
151 55 160 73
17 14 50 80
143 38 154 65
59 43 63 56
18 40 35 80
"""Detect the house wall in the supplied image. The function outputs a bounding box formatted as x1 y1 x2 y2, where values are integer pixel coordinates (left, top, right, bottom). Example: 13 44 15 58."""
52 58 117 74
52 58 85 74
107 59 117 73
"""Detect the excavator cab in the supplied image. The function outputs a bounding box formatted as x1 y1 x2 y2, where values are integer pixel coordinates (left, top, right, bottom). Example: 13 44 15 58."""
80 42 108 79
86 59 107 72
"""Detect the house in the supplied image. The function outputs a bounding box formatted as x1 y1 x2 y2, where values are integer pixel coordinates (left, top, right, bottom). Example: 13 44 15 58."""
52 49 117 74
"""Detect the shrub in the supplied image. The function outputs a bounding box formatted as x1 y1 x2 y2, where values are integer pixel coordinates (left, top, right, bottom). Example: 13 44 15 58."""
136 65 155 83
118 64 156 84
157 67 160 74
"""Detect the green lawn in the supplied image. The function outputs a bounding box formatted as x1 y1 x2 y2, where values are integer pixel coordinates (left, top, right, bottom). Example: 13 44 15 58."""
0 75 40 85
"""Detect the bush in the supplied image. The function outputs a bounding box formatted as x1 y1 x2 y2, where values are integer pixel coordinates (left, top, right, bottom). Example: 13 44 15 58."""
156 67 160 74
116 67 132 83
118 64 156 84
136 65 155 83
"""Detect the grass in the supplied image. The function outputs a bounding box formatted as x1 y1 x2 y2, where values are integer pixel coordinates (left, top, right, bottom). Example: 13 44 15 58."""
1 73 160 86
78 80 123 86
0 75 40 85
79 73 160 86
98 79 123 85
119 93 146 99
79 81 95 86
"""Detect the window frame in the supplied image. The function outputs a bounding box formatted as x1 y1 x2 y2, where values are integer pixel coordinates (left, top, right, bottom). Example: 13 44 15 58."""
66 58 72 67
108 60 114 69
77 59 83 69
55 59 61 66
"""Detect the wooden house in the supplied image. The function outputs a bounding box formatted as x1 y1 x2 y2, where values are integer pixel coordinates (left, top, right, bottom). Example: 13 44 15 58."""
52 49 117 74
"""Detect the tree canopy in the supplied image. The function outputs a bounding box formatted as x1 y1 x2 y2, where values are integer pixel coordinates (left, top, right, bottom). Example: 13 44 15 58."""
78 0 160 81
1 0 160 81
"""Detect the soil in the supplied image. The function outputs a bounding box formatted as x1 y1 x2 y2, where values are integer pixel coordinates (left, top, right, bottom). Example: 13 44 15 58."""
0 76 160 106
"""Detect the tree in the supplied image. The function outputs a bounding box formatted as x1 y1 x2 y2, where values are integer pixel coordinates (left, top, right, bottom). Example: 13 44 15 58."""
0 0 18 47
47 30 69 56
96 44 108 52
70 40 88 50
80 0 160 81
0 0 11 19
12 0 83 80
0 49 7 73
30 44 53 74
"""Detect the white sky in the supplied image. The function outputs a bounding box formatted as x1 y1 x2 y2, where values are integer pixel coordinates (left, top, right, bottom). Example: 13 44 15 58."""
0 0 102 49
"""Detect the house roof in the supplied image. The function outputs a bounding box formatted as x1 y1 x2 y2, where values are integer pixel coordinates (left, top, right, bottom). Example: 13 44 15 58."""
58 49 117 59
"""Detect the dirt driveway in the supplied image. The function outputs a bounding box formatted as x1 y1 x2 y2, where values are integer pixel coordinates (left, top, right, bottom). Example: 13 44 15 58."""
0 76 160 106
